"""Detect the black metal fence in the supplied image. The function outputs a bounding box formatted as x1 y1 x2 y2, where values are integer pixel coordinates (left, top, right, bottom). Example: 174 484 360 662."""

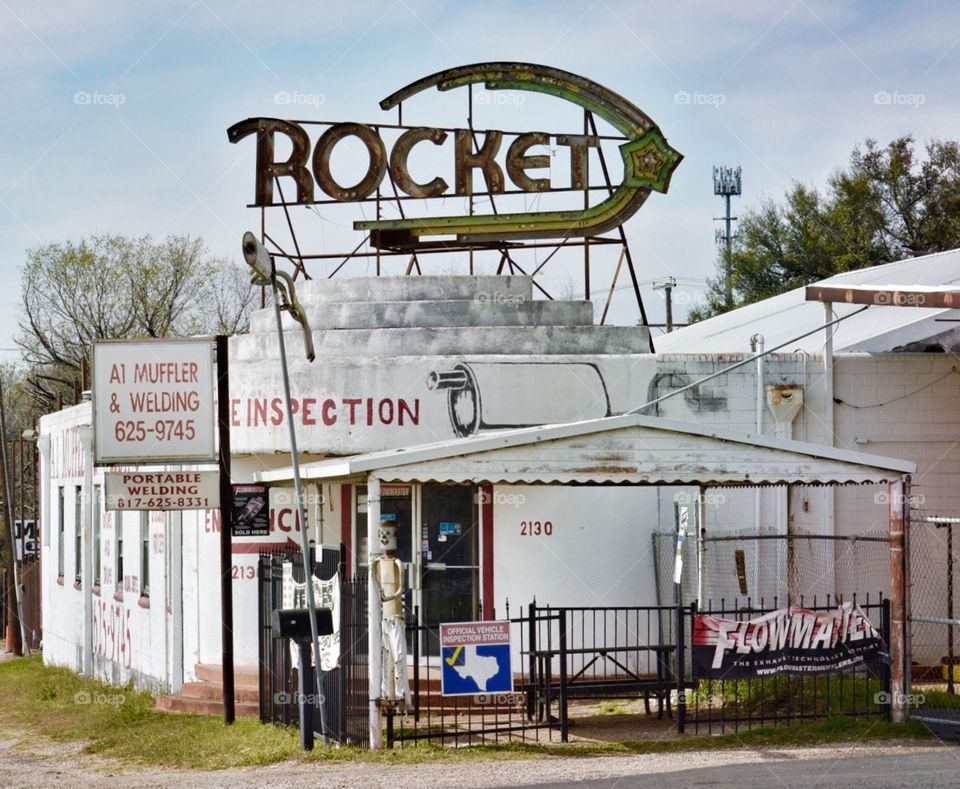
257 546 369 746
390 601 684 746
258 557 894 746
683 594 891 733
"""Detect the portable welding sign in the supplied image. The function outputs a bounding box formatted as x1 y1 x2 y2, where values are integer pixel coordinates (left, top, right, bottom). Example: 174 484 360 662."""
693 603 890 679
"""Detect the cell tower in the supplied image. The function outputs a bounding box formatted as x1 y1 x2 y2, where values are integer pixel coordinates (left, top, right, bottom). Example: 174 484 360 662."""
713 165 742 307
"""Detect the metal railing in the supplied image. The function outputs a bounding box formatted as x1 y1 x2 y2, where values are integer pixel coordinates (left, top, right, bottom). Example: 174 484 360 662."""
685 594 891 733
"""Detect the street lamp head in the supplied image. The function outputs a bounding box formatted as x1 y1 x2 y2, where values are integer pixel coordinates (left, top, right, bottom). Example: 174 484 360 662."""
241 231 272 284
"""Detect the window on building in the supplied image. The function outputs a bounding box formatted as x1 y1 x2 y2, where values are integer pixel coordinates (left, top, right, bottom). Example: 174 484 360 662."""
74 485 82 583
57 487 64 578
140 511 149 597
93 485 101 587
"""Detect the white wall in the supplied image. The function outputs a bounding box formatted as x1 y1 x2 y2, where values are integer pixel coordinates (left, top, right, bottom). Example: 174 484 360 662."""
40 350 960 685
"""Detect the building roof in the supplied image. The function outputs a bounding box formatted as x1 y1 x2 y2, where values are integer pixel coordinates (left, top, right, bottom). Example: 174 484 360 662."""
655 248 960 354
256 413 915 488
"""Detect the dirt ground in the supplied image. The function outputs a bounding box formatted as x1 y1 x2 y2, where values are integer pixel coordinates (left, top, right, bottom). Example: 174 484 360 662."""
0 732 951 789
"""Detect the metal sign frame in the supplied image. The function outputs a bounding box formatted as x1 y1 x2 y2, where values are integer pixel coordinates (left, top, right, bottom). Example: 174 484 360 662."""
91 337 217 466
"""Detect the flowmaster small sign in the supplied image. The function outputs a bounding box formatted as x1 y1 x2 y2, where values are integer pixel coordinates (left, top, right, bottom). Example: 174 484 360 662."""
231 484 268 537
93 339 216 465
673 506 688 585
105 471 220 511
440 620 512 696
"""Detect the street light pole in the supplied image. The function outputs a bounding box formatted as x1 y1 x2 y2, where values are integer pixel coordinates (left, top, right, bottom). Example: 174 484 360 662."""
242 232 327 746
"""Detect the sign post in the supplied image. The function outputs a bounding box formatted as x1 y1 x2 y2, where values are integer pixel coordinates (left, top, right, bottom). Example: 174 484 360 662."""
91 337 233 722
216 336 235 725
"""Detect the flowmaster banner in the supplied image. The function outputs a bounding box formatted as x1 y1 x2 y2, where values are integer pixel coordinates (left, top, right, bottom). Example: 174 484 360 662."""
693 603 889 679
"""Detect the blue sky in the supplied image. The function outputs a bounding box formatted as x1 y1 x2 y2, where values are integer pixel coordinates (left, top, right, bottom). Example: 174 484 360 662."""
1 0 958 356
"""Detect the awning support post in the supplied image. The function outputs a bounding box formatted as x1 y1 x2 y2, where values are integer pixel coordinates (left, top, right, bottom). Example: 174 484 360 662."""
888 476 907 722
367 476 383 749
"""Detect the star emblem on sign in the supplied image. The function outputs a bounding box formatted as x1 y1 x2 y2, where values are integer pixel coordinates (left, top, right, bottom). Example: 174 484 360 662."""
622 130 683 193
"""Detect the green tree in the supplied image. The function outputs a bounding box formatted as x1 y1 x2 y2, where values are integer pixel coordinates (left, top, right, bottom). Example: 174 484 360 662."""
692 136 960 320
17 235 256 409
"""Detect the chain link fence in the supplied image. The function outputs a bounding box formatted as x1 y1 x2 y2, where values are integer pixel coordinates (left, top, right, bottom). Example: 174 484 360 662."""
654 527 890 610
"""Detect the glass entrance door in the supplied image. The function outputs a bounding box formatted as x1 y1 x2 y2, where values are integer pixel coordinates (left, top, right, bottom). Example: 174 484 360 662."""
418 484 479 656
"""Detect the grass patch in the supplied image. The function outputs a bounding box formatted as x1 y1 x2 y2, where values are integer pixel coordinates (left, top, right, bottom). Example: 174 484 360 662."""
595 700 630 716
689 675 886 718
0 657 937 771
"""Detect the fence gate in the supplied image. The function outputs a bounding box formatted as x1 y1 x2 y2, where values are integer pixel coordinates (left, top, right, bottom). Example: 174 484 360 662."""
258 545 369 746
908 515 960 732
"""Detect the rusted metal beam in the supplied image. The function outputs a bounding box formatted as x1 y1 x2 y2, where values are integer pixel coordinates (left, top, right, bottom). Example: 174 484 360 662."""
806 284 960 309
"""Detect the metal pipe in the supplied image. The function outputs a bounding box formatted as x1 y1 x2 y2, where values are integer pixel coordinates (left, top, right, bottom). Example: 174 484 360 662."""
696 486 705 606
751 334 764 600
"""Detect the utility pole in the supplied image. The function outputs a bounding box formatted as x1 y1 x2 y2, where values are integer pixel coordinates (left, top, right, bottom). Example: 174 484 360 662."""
713 165 742 309
653 277 677 333
0 378 27 655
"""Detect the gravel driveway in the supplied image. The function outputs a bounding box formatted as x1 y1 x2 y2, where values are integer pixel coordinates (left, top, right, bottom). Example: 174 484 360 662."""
0 735 955 788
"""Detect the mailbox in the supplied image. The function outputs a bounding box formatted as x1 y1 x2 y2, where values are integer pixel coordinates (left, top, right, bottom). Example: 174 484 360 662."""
271 608 334 642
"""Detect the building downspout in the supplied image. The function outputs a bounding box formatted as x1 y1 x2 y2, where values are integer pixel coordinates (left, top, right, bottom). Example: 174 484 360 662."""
824 303 836 541
751 334 764 599
696 486 706 606
766 385 804 601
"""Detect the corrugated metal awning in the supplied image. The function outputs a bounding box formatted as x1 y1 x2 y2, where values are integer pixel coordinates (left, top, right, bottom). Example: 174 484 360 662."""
256 414 915 488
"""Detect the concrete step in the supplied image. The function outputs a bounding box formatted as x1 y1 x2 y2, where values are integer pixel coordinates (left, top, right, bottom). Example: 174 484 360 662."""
155 694 259 717
232 324 652 360
194 663 260 689
248 298 594 333
180 681 259 703
294 275 533 305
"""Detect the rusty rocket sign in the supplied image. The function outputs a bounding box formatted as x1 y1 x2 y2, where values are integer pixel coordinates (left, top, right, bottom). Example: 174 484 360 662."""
228 63 681 246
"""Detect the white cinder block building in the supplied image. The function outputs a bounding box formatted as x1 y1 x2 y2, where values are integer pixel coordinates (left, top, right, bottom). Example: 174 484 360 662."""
38 250 960 692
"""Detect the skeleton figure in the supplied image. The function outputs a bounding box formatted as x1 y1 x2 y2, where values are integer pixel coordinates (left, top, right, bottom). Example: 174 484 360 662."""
371 519 410 704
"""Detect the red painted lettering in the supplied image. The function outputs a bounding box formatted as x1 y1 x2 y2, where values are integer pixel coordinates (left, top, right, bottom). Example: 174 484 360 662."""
398 398 419 426
344 398 362 424
322 399 337 426
302 397 316 425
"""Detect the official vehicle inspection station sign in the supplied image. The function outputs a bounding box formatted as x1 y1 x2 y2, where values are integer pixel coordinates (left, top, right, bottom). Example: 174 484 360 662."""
440 620 513 696
92 339 216 465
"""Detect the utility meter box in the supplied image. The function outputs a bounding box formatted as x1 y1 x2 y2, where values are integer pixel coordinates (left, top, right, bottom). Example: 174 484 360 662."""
271 608 334 642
